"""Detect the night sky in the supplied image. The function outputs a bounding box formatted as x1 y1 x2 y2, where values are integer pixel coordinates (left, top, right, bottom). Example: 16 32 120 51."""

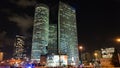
0 0 120 56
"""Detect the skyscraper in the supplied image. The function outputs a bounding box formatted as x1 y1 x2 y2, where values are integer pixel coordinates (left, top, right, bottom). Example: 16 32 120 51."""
48 24 57 54
31 4 49 62
58 2 79 66
13 35 25 59
31 2 79 66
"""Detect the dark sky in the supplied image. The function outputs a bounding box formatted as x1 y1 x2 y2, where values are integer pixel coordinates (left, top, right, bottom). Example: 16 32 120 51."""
0 0 120 54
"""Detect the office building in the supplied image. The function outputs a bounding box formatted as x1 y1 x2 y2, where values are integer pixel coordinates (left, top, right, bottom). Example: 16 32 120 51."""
13 35 25 59
31 2 79 66
58 2 79 65
31 4 49 62
48 24 57 54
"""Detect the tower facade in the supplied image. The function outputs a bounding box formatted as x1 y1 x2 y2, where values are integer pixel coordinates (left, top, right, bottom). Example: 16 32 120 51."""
48 24 57 54
14 35 25 59
58 2 79 65
31 4 49 62
31 2 79 66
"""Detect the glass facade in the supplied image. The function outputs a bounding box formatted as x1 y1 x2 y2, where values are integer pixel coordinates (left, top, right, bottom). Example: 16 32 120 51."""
31 2 79 65
48 24 57 54
31 4 49 62
58 2 79 65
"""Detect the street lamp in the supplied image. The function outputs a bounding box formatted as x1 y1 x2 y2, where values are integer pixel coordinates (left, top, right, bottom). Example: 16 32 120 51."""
79 46 83 50
94 53 98 60
79 46 83 64
116 38 120 42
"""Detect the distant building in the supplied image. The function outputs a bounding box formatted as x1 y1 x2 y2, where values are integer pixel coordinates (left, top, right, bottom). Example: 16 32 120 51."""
100 47 120 67
101 47 115 58
0 52 3 61
13 35 26 59
31 2 79 66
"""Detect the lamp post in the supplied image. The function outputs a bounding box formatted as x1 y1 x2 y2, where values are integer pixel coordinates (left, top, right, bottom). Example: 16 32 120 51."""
79 46 83 64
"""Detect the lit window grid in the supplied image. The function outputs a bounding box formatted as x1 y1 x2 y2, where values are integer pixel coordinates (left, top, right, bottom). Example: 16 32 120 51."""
31 4 49 61
48 25 57 54
58 2 79 65
14 35 25 59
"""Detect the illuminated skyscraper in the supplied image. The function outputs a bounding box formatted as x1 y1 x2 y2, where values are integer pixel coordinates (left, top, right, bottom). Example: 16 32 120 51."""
13 35 25 59
48 24 57 54
31 2 79 65
58 2 79 65
31 4 49 62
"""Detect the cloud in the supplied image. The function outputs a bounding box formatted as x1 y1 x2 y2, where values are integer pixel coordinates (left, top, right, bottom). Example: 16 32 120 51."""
9 14 33 33
10 0 36 7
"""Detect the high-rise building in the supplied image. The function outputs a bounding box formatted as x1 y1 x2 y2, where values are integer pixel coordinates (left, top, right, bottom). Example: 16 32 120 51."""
58 2 79 65
31 4 49 62
31 2 79 66
13 35 25 59
48 24 57 55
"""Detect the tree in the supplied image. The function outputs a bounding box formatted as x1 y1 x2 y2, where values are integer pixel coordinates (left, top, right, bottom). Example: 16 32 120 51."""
111 48 120 67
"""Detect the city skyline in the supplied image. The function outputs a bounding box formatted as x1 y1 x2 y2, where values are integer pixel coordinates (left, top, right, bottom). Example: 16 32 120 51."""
0 0 120 57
